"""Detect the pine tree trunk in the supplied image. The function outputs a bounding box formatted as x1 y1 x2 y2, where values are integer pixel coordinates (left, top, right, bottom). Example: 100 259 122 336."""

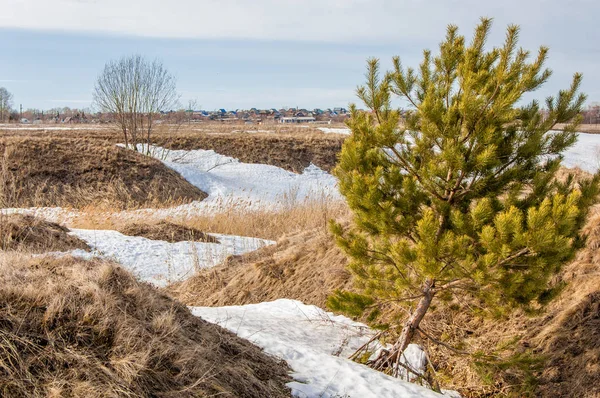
371 280 435 377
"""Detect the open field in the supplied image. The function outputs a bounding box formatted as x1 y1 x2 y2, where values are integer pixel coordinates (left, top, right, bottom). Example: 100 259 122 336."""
4 4 600 396
554 123 600 134
2 124 600 397
0 122 347 173
0 126 444 398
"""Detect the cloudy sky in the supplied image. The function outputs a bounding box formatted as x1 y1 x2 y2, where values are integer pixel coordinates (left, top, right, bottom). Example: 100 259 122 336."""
0 0 598 110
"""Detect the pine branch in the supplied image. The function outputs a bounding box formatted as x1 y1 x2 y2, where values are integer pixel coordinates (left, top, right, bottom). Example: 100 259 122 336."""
496 248 532 268
417 327 470 355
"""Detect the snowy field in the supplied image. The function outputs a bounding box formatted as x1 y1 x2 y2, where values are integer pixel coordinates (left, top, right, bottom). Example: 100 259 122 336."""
192 299 450 398
561 132 600 173
136 144 341 216
68 229 273 287
17 131 600 397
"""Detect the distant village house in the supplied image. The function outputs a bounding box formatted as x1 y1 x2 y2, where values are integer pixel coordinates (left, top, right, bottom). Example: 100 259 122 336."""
279 116 316 124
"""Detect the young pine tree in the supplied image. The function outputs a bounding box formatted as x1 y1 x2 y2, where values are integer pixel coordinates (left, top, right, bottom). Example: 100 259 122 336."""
329 18 600 377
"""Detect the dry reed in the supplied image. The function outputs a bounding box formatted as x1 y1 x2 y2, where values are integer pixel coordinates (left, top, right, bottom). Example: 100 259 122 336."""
68 198 348 241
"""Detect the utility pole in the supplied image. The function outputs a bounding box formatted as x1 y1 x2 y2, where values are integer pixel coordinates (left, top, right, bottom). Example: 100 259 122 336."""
19 104 22 120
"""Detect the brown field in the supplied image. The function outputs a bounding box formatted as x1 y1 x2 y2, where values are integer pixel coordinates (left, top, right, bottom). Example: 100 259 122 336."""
2 122 600 397
554 123 600 134
4 121 598 185
67 198 348 241
152 132 344 172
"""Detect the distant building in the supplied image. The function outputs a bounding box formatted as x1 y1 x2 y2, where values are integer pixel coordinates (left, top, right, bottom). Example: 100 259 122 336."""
280 116 316 124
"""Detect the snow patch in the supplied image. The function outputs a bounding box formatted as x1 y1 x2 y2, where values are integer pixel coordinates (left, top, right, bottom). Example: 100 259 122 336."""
69 229 273 287
191 299 446 398
134 144 341 216
318 127 351 135
561 132 600 173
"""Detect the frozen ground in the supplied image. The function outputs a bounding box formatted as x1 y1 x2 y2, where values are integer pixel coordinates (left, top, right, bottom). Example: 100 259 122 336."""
69 229 273 287
191 299 450 398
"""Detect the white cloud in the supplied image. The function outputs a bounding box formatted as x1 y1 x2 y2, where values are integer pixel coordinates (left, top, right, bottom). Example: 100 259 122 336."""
1 0 597 47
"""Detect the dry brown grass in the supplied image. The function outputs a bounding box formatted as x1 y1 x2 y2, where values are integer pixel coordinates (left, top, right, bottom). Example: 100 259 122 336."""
554 123 600 134
170 227 352 308
0 137 206 210
119 221 219 243
0 213 89 253
68 199 348 241
152 130 344 172
155 121 345 137
0 253 291 398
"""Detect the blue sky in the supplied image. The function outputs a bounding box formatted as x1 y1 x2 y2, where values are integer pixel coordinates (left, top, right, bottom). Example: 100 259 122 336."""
1 0 598 111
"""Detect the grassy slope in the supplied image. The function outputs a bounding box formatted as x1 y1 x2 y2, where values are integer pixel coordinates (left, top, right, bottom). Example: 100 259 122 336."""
171 228 352 308
0 137 206 209
0 213 89 252
170 211 600 398
0 253 291 398
152 132 344 173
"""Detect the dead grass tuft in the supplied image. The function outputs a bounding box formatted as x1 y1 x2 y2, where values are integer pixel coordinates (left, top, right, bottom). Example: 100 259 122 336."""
119 221 219 243
0 253 291 398
0 137 206 210
554 166 593 185
0 213 89 253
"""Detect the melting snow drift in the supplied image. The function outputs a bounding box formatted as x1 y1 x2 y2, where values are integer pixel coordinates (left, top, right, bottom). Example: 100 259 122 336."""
191 299 447 398
136 144 341 216
317 127 352 135
69 229 273 287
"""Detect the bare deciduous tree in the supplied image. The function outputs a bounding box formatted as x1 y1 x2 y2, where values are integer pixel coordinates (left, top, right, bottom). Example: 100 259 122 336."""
93 55 179 152
0 88 14 123
187 99 199 124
